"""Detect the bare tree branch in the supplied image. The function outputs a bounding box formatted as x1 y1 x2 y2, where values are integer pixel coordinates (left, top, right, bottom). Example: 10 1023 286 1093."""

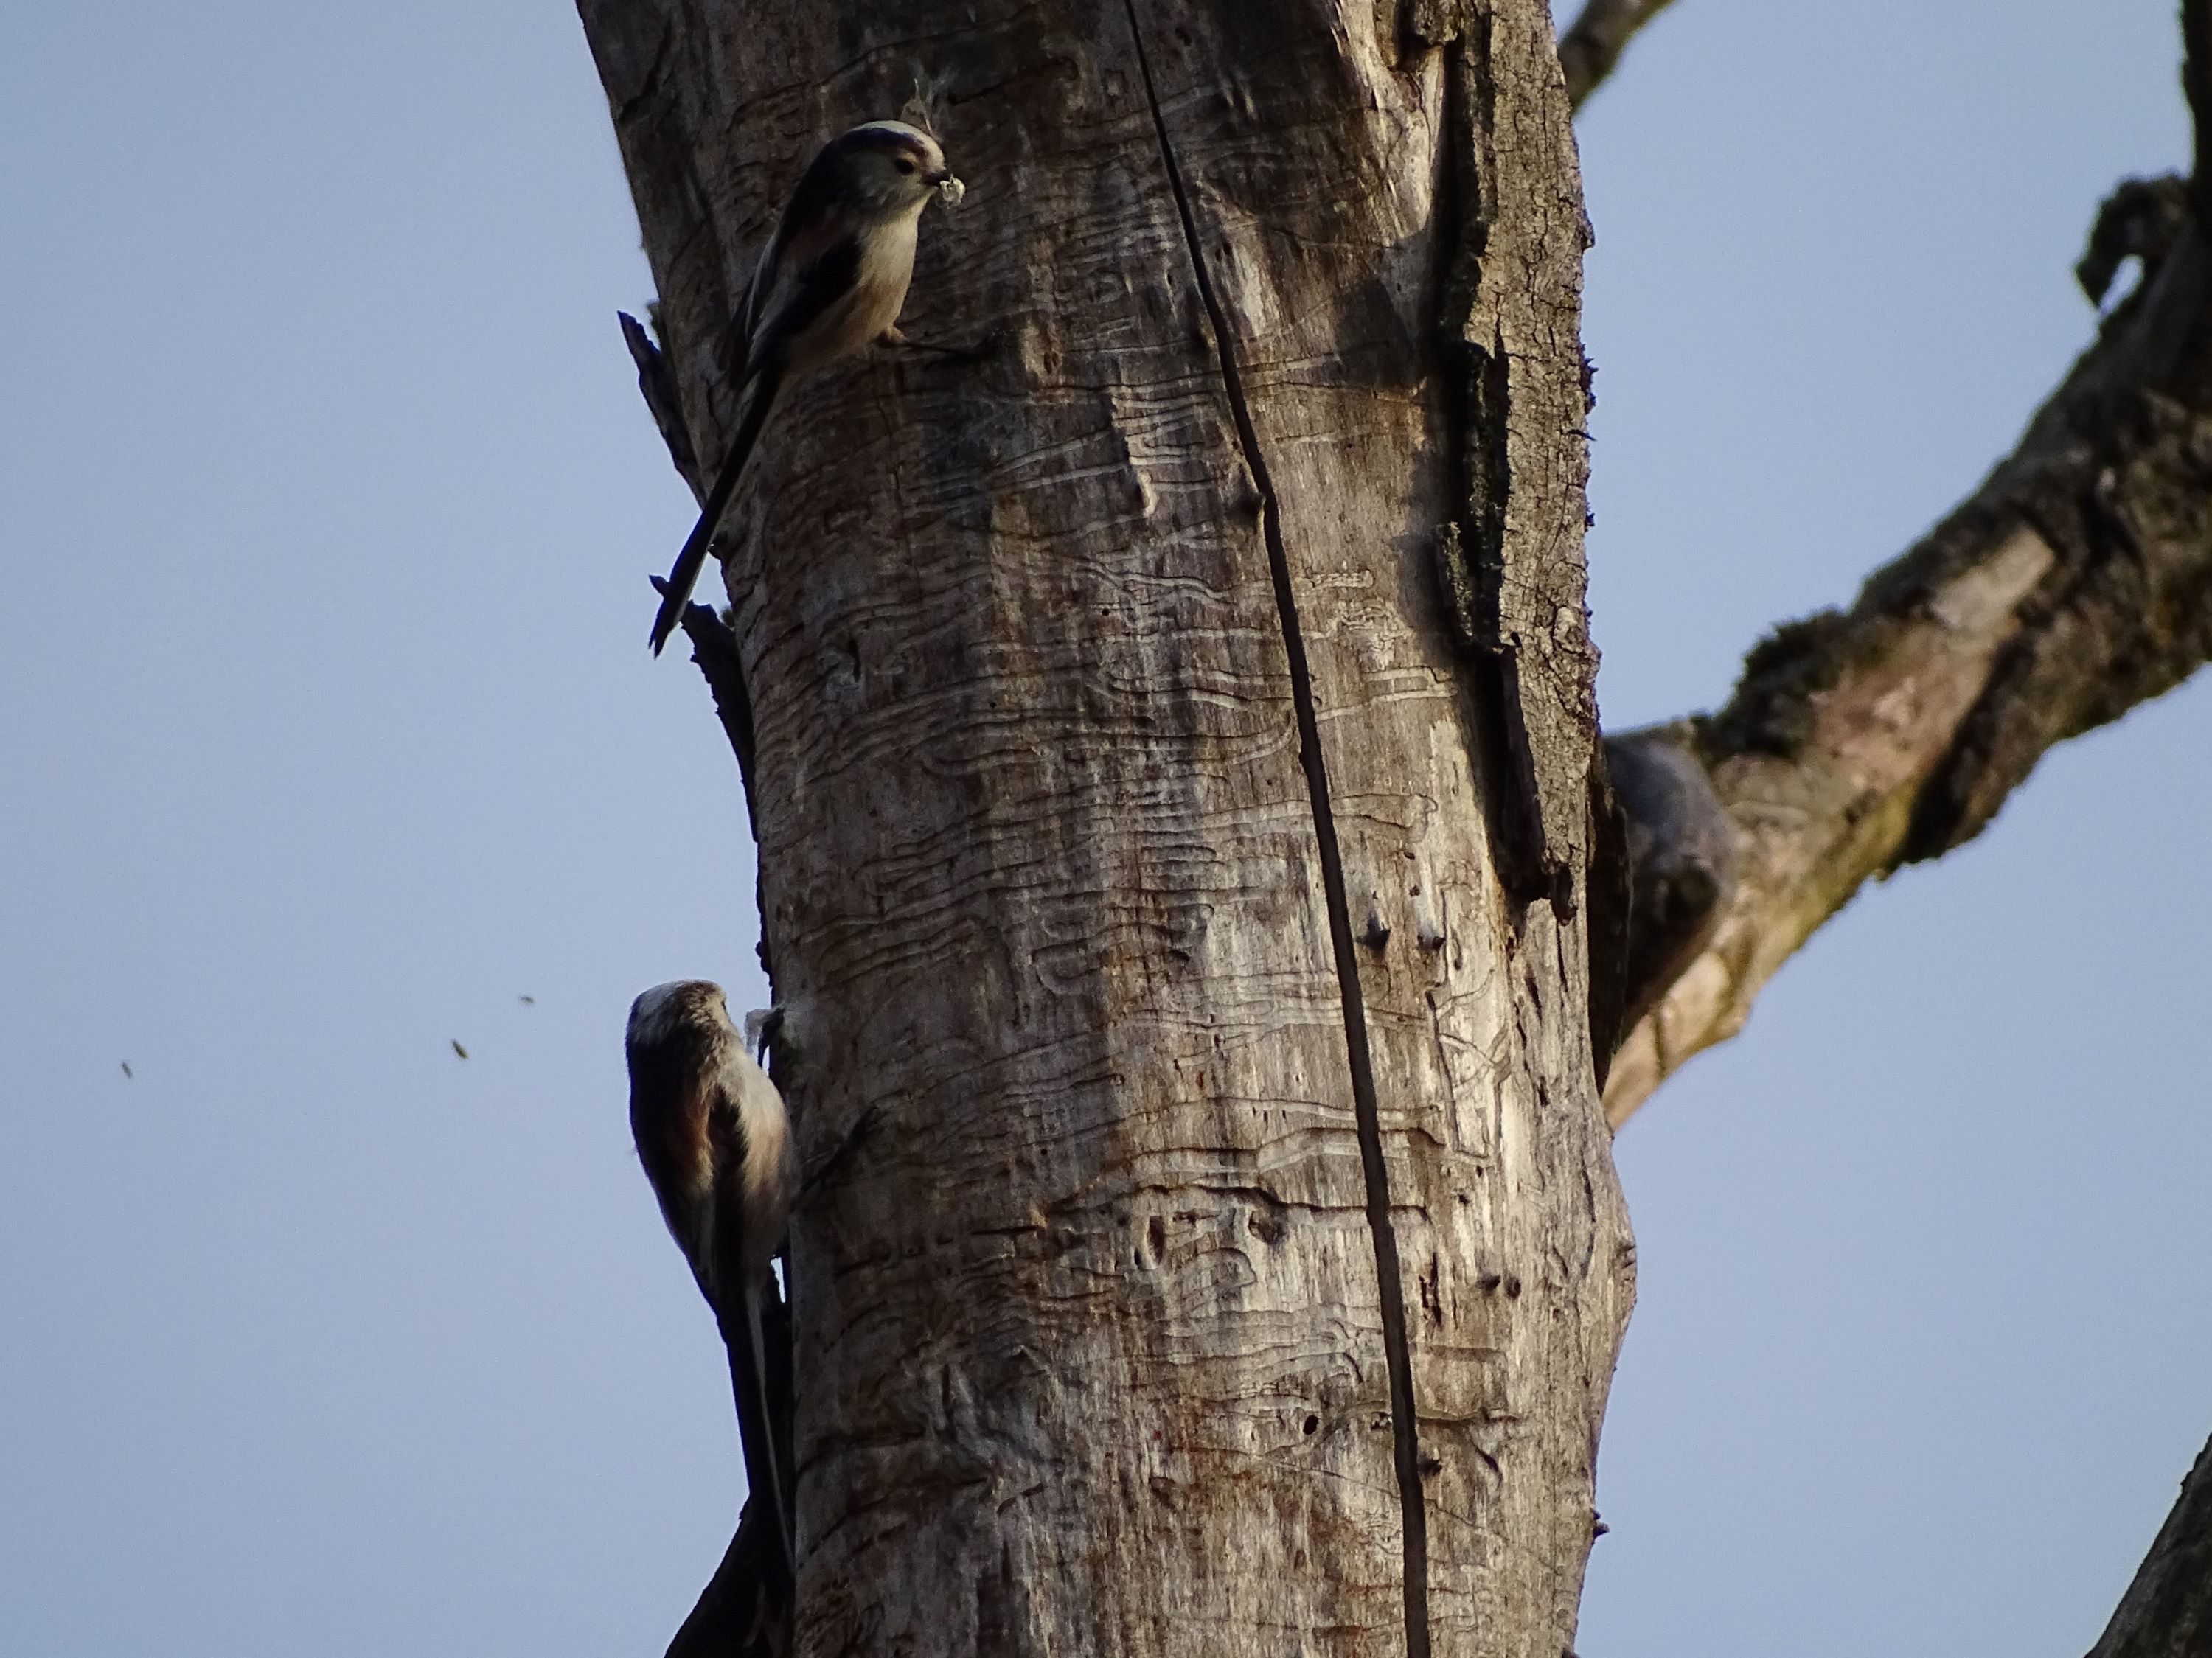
620 309 703 497
1602 6 2212 1126
1602 181 2212 1126
2085 1429 2212 1658
1557 0 1678 111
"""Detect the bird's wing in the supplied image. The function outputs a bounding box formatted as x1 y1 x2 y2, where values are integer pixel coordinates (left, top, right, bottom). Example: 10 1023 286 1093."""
655 147 867 655
742 229 862 380
738 132 844 344
627 1045 719 1300
703 1079 754 1289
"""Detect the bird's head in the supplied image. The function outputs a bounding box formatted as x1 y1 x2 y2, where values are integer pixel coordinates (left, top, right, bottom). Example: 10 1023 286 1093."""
832 119 963 218
627 978 734 1051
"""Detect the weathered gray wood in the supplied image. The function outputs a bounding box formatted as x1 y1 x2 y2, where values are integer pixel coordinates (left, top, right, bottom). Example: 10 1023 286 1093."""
580 0 1630 1651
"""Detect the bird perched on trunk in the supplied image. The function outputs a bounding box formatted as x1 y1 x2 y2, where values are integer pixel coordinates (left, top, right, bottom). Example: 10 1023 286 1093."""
648 119 966 655
626 980 800 1592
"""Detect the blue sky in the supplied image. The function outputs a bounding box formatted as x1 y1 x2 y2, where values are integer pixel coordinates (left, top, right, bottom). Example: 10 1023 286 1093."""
1 2 2203 1653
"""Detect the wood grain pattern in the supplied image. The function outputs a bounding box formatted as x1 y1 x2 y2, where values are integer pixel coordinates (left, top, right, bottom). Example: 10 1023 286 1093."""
580 2 1630 1650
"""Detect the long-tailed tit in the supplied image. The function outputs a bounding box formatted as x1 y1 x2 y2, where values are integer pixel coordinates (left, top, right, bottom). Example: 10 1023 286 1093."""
626 980 801 1589
648 119 965 655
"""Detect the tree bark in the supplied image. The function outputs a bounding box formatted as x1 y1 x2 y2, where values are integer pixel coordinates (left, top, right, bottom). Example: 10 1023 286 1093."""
1599 37 2212 1129
2087 1429 2212 1658
580 0 1631 1652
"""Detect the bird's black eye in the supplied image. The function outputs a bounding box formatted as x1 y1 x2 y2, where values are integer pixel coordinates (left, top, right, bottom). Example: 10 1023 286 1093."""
894 157 917 175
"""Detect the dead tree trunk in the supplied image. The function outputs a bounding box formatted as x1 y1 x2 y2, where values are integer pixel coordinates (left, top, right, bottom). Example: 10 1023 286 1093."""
582 0 1631 1651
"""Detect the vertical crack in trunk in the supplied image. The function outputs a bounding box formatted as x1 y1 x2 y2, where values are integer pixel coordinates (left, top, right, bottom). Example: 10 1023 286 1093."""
1121 5 1433 1650
1430 24 1577 918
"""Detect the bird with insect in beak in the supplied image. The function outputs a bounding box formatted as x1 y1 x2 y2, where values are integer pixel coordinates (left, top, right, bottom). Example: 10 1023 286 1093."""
626 980 800 1595
648 119 966 655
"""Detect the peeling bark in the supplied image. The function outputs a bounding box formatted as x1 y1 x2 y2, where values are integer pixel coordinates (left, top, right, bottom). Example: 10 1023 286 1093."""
581 0 1630 1651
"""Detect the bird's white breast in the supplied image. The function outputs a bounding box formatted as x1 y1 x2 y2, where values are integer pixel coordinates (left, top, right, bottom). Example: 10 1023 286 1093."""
790 210 922 372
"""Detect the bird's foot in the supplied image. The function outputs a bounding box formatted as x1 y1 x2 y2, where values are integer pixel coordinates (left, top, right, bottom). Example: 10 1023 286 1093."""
879 325 993 363
742 1005 785 1065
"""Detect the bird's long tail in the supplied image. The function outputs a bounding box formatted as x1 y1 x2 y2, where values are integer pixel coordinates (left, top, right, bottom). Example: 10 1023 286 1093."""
649 362 785 656
721 1278 795 1600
